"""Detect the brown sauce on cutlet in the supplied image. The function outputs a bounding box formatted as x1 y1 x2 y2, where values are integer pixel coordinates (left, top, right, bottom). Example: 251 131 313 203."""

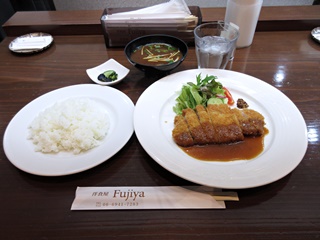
182 128 269 162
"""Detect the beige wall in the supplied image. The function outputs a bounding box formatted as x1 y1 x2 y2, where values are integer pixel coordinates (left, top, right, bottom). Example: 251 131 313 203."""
54 0 314 10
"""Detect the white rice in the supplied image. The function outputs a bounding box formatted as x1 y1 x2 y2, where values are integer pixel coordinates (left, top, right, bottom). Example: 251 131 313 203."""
28 97 109 154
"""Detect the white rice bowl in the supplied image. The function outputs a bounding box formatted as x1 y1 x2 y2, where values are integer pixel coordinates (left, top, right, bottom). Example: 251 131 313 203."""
28 97 109 154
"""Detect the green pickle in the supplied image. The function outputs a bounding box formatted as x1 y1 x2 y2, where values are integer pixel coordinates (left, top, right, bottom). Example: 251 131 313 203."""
98 70 118 82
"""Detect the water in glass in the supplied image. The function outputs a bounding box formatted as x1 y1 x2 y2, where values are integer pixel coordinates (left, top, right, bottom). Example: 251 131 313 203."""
196 36 230 69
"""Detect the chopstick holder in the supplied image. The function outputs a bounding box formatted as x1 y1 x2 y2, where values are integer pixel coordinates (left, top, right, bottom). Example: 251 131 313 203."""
71 186 238 210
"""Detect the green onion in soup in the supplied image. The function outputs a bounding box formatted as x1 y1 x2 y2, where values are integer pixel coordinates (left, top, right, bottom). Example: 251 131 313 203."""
131 43 183 66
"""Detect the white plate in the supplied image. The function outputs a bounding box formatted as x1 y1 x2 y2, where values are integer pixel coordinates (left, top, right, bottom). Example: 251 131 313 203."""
134 69 308 189
311 27 320 44
86 58 130 86
3 84 134 176
9 32 53 54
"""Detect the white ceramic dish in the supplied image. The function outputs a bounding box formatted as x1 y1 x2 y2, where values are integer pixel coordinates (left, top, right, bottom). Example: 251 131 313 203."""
311 27 320 44
9 32 53 54
3 84 134 176
134 69 308 189
86 58 130 86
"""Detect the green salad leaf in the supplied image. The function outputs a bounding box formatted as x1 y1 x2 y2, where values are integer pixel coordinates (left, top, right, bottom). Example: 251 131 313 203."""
173 74 227 115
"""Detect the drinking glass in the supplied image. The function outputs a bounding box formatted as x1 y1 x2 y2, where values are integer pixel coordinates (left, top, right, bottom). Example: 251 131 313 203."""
194 21 239 69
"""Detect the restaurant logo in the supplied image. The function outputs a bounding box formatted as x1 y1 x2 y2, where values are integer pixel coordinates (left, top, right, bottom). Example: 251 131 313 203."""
91 189 145 201
113 189 145 201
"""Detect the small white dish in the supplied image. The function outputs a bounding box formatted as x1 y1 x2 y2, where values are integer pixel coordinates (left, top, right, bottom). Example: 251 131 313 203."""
86 58 130 86
311 27 320 44
9 32 53 54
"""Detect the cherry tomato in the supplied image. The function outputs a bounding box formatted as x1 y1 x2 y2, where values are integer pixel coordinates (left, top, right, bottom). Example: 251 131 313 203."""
223 87 234 105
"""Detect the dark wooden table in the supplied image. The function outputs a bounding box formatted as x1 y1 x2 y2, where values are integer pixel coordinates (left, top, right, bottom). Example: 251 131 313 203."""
1 6 320 240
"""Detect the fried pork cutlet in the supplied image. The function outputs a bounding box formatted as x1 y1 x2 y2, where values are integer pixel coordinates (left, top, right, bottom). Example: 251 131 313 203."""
195 105 216 143
206 103 232 114
206 105 244 144
182 108 208 145
232 108 265 136
172 115 194 147
172 104 265 147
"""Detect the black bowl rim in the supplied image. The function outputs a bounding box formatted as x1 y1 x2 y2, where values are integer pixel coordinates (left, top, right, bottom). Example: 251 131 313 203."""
124 34 188 68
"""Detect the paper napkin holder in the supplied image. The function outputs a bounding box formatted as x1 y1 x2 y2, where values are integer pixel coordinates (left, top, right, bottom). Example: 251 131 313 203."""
101 6 202 48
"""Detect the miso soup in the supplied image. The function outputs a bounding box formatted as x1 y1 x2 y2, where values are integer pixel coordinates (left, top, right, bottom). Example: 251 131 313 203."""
131 43 183 66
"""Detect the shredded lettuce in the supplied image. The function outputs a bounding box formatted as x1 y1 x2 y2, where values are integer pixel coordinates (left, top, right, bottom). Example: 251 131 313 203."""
173 74 227 115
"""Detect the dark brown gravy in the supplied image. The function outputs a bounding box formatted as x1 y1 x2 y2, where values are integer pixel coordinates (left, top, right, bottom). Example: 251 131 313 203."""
182 128 269 162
